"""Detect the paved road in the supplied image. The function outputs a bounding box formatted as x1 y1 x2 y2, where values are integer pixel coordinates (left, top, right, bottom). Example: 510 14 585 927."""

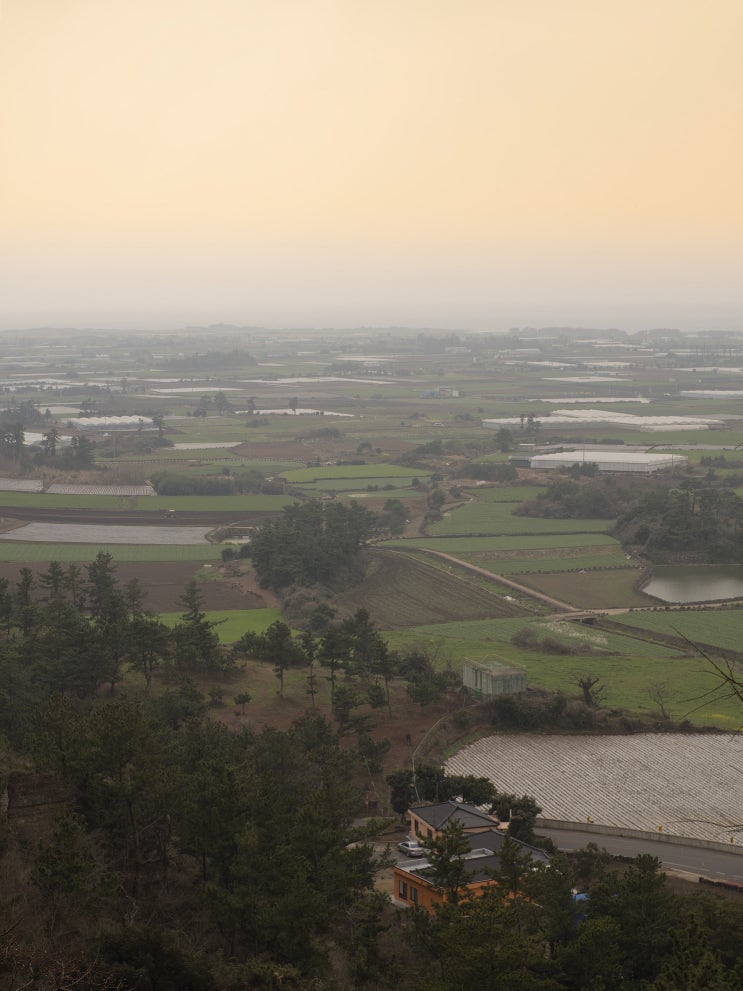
540 826 743 883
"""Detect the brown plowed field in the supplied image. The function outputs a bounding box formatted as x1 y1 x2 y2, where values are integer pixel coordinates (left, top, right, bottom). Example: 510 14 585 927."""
0 560 277 613
334 548 529 628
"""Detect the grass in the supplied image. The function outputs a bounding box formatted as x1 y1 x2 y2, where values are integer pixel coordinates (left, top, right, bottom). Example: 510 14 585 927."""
478 553 634 575
281 464 428 482
389 615 682 658
609 607 743 652
518 570 652 609
466 485 548 502
385 533 619 553
159 607 283 642
0 543 223 562
298 477 422 491
384 618 741 727
428 500 613 536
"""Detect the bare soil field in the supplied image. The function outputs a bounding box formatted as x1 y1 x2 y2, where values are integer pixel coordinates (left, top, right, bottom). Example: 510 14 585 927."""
446 733 743 843
0 560 277 613
231 440 320 460
334 548 529 628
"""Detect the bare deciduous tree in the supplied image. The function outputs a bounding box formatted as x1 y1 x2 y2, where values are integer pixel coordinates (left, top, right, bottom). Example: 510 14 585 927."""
576 674 606 708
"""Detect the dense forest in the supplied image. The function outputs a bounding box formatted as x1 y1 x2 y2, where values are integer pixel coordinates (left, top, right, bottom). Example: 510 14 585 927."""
516 471 743 562
246 500 377 590
1 552 743 987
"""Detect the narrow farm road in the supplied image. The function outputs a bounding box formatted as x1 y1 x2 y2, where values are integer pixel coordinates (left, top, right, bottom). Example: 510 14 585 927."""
411 547 580 613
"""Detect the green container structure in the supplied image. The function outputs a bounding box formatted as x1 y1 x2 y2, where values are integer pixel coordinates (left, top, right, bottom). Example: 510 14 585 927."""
463 660 526 699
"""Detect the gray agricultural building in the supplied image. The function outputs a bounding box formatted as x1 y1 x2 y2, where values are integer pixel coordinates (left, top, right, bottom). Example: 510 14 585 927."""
463 661 526 699
516 450 687 473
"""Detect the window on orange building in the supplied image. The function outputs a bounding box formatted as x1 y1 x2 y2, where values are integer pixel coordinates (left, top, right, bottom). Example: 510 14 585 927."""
410 886 418 904
399 881 408 900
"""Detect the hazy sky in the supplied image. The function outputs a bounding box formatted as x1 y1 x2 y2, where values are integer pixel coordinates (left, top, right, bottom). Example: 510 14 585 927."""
2 0 742 331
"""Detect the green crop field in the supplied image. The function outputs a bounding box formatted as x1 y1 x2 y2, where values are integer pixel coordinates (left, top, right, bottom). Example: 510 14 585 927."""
468 485 548 502
385 533 619 553
0 492 294 512
610 607 743 652
281 464 427 482
384 617 739 726
159 607 283 642
165 420 265 443
389 616 682 658
428 500 613 536
518 570 651 609
296 476 419 492
479 553 634 575
99 449 245 463
0 543 223 562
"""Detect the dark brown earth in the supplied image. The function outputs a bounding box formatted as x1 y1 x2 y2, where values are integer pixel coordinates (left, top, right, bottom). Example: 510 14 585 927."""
0 560 278 613
333 547 529 627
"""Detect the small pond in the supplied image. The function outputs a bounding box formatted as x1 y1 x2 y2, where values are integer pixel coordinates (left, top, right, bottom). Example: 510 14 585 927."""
643 565 743 603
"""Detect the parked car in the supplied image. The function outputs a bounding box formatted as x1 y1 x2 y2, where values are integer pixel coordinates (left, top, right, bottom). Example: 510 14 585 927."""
397 839 425 858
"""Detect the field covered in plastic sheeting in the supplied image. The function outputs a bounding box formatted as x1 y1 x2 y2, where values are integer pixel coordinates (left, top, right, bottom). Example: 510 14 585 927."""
46 483 156 496
0 523 212 544
0 478 43 492
446 733 743 843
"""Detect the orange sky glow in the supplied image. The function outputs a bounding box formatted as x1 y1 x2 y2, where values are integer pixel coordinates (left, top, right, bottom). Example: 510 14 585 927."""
1 0 742 330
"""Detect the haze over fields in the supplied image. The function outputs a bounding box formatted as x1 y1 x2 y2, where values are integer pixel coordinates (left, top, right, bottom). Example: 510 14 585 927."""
2 0 742 331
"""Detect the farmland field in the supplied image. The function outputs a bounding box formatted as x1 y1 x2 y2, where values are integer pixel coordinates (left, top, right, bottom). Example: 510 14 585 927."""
0 543 223 562
474 553 631 574
385 533 619 553
392 616 680 659
0 478 43 492
446 734 743 842
160 607 283 642
518 569 652 608
469 485 548 502
0 492 295 511
281 464 427 482
332 548 528 628
46 483 156 496
0 523 213 544
297 476 421 491
428 500 612 536
610 607 743 653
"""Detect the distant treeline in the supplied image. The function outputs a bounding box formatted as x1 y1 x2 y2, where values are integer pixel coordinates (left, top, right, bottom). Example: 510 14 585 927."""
151 469 285 496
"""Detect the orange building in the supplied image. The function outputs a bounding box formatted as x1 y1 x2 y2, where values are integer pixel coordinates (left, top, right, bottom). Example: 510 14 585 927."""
393 825 549 912
407 800 501 842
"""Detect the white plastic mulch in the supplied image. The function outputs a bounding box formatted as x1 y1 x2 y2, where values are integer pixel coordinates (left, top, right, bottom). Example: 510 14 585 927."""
0 478 44 492
446 733 743 843
0 523 211 544
46 483 156 497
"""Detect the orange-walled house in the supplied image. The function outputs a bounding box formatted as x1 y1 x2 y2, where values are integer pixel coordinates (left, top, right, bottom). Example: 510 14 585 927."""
393 820 550 912
407 800 501 841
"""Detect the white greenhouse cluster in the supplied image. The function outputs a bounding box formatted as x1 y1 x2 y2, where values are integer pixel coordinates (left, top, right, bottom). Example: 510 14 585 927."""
483 409 724 431
525 450 687 473
72 416 154 430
